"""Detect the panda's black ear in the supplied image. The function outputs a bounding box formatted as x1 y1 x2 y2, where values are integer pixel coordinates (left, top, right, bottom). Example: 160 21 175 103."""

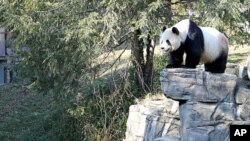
172 27 179 35
162 26 167 32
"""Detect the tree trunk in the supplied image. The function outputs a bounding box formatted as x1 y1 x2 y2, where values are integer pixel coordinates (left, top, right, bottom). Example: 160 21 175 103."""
131 29 145 93
131 29 154 94
143 34 155 92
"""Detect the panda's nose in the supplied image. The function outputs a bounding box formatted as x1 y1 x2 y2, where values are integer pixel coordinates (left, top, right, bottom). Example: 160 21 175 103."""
161 47 164 50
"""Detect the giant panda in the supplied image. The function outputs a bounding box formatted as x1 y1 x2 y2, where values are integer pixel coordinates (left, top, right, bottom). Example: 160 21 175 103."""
160 19 228 73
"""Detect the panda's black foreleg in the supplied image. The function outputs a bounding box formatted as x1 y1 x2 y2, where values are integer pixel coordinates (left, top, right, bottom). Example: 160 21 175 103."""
184 53 200 68
166 48 184 68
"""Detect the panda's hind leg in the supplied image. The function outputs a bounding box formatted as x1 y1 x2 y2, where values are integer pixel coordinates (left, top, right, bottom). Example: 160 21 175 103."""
204 52 227 73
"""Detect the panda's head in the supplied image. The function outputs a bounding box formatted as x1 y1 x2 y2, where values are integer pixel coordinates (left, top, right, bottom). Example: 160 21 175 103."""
160 26 182 53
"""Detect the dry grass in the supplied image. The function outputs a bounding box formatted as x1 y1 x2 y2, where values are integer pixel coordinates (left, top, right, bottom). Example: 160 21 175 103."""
228 44 250 64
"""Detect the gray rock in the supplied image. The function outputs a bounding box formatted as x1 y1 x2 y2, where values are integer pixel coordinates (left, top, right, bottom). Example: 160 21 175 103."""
248 55 250 79
185 124 230 141
231 121 250 125
225 63 239 76
226 63 238 68
235 87 250 104
160 68 237 102
124 97 180 141
125 68 250 141
159 69 248 141
237 105 250 120
154 136 180 141
238 65 248 79
179 102 235 141
235 87 250 120
180 102 236 121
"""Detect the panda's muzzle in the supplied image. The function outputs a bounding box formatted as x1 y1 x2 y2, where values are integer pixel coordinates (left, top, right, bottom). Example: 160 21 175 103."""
161 47 171 52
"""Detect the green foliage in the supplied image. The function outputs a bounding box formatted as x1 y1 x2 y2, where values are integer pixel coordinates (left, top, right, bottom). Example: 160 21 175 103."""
153 55 168 92
0 1 120 140
0 81 59 141
191 0 249 43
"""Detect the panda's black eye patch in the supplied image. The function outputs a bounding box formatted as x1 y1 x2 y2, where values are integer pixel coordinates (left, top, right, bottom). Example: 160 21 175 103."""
166 40 171 45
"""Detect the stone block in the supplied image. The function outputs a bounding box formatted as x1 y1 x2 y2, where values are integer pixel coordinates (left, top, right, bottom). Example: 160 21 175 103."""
238 65 248 79
235 87 250 120
154 136 180 141
160 69 237 103
235 87 250 104
237 105 250 120
179 102 236 129
248 56 250 79
225 63 239 76
126 68 250 141
179 101 233 141
125 98 180 141
185 124 230 141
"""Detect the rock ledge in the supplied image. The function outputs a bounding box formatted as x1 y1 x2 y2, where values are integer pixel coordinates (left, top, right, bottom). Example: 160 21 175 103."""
125 68 250 141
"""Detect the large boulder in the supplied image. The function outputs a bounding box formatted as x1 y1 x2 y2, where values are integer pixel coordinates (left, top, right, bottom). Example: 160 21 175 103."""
238 65 248 79
160 68 237 102
225 63 239 75
235 86 250 120
125 68 250 141
160 68 239 141
124 96 180 141
248 55 250 79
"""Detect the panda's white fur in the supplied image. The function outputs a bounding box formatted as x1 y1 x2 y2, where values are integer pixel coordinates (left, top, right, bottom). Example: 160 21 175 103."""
200 27 228 63
160 19 228 63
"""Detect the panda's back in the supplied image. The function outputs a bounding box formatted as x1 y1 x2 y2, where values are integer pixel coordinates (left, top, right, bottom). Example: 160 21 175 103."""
200 27 228 63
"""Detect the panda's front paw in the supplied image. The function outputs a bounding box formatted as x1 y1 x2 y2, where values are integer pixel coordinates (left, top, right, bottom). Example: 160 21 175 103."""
179 65 186 68
166 64 174 68
166 64 184 68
